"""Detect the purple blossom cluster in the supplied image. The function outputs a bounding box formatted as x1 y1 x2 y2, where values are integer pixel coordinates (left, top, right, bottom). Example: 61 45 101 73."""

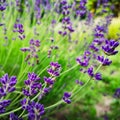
90 25 106 52
76 22 119 82
76 0 87 17
47 62 61 77
76 80 84 86
0 74 17 97
21 39 40 65
19 62 61 119
0 74 17 113
63 92 71 104
0 100 11 113
0 0 7 11
13 23 25 40
102 39 119 56
23 73 42 96
43 62 61 95
21 99 44 120
22 62 61 97
59 0 74 36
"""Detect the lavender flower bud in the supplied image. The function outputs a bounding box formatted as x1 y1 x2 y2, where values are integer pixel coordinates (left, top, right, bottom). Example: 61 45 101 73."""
63 92 71 104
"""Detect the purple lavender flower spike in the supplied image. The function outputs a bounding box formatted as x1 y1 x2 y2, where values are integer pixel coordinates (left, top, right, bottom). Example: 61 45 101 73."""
28 101 44 120
59 0 74 36
13 23 25 40
0 1 7 11
97 56 112 66
47 62 61 77
0 100 11 114
87 67 94 77
76 56 89 67
102 40 119 56
44 76 54 85
43 87 51 94
23 72 42 96
76 0 87 17
21 98 29 110
95 73 102 80
89 44 99 52
63 92 71 104
61 0 67 5
0 74 17 97
21 99 45 120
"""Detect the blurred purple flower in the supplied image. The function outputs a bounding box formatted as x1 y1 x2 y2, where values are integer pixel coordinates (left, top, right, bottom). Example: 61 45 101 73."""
47 62 61 77
63 92 71 104
0 100 11 113
97 56 112 66
102 40 119 55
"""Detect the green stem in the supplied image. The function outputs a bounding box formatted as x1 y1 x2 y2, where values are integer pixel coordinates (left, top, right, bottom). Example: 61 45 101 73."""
60 64 79 76
45 100 63 110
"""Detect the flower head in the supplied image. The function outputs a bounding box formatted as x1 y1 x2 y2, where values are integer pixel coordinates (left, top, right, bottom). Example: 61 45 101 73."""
21 99 44 120
63 92 71 104
47 62 61 77
0 74 17 98
102 40 119 56
23 72 42 96
97 56 112 66
13 23 25 40
87 67 94 77
0 100 11 113
95 73 102 80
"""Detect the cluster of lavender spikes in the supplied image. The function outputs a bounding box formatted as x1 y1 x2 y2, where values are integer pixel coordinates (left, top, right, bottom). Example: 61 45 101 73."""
21 39 40 66
58 0 74 36
0 62 61 119
0 0 120 119
19 62 61 119
76 21 119 93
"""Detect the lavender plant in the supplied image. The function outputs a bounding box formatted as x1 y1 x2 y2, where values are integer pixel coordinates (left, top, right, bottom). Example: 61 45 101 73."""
0 0 120 119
